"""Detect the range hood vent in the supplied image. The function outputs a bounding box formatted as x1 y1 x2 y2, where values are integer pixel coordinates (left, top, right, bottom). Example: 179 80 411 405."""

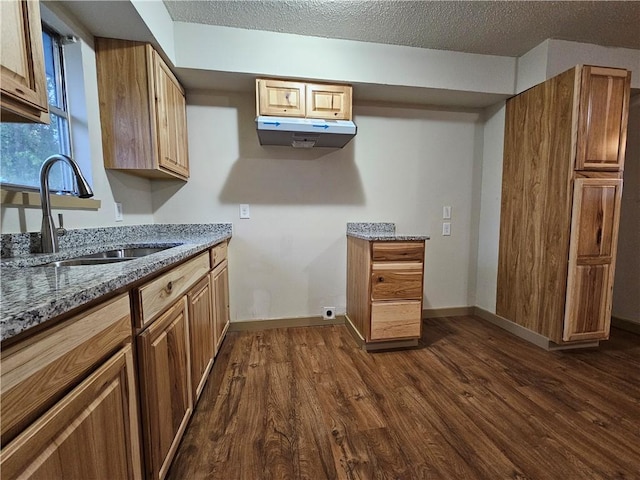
256 116 356 148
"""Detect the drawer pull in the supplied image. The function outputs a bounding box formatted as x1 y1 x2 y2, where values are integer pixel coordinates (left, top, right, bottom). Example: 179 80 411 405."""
166 281 173 292
378 276 385 282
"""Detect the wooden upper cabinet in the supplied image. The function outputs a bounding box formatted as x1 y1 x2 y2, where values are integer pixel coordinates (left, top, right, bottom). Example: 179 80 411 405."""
306 83 352 120
256 78 352 120
575 66 631 171
95 38 189 181
563 177 623 342
0 0 49 123
256 79 306 117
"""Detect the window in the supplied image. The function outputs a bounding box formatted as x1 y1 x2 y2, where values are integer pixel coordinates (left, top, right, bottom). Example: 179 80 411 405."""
0 27 74 192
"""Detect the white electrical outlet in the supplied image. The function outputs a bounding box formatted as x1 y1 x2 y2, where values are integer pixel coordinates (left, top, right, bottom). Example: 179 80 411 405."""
443 205 452 219
114 202 123 222
323 307 336 320
442 222 451 236
239 204 250 219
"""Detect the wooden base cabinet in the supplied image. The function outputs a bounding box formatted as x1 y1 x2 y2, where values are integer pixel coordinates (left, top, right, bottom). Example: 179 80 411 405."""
346 237 426 349
0 293 142 480
137 297 192 480
1 346 141 479
497 65 630 346
134 243 230 479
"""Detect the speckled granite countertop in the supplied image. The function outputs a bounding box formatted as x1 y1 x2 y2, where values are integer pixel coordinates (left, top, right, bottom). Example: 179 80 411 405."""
346 222 430 241
0 223 232 343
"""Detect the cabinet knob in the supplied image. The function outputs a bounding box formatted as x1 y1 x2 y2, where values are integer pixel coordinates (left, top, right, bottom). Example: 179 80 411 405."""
166 281 173 292
378 276 384 283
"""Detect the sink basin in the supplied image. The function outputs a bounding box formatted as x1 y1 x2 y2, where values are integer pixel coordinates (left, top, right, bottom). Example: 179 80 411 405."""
47 258 133 267
42 245 176 267
81 247 172 259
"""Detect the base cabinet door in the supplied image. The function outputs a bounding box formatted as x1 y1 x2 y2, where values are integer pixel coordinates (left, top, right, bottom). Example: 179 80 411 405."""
137 298 192 480
564 177 623 342
0 345 142 480
211 260 230 354
187 275 214 403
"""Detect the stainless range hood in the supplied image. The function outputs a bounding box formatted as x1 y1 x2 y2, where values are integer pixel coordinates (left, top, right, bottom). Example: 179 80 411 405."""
255 116 357 148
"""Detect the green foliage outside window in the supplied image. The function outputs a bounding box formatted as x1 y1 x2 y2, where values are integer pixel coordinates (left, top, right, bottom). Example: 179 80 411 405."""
0 28 72 192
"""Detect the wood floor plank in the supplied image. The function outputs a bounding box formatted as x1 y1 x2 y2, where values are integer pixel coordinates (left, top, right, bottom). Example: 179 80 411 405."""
168 318 640 480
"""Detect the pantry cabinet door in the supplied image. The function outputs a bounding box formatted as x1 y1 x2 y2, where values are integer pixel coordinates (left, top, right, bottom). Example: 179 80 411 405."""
564 177 622 342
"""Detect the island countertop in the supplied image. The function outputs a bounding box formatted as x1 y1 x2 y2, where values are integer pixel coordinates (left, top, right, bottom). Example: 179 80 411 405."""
346 222 430 241
0 223 232 343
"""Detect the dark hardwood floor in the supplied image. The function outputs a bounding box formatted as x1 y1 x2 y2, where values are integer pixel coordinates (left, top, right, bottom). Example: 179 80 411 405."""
168 317 640 479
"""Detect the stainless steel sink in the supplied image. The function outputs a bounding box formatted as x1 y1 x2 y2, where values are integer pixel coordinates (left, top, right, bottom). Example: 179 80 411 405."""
81 247 172 259
42 246 176 267
47 258 133 267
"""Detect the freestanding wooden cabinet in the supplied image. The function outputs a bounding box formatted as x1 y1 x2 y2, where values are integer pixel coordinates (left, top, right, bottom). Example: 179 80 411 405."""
256 78 352 120
95 38 189 180
346 238 426 350
497 65 630 346
0 0 49 123
137 298 192 480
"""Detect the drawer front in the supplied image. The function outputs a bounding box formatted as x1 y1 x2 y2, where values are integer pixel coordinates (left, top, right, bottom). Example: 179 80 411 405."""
138 252 209 327
372 242 424 262
210 241 228 269
370 301 422 341
371 262 423 301
1 294 131 444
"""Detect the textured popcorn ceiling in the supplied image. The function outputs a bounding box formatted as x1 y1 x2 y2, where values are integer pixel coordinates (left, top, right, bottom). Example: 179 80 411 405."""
162 0 640 57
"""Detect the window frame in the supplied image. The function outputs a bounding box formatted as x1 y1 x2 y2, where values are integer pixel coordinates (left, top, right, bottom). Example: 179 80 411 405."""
0 24 74 193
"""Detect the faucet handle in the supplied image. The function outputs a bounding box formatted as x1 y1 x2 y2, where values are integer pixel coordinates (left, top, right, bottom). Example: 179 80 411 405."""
57 213 67 237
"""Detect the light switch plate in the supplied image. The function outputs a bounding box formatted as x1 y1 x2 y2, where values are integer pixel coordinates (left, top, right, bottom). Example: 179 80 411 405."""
442 222 451 236
239 204 250 219
114 202 123 222
443 206 452 219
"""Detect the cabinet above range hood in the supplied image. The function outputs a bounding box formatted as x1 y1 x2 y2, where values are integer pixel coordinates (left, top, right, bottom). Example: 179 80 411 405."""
255 116 357 148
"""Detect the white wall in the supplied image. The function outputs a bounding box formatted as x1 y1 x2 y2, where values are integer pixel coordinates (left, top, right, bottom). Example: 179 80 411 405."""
173 23 515 96
473 103 505 313
0 38 155 234
612 97 640 323
152 92 480 321
546 40 640 89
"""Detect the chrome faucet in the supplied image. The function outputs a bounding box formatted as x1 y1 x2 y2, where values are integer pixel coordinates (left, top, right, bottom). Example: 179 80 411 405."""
39 154 94 253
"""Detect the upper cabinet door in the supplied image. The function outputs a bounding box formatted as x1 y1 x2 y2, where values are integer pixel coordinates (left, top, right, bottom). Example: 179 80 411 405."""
256 79 306 117
0 0 49 123
575 66 631 171
154 51 189 179
306 83 352 120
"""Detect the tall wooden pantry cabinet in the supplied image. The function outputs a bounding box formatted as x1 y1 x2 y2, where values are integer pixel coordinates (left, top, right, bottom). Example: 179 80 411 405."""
497 65 631 346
